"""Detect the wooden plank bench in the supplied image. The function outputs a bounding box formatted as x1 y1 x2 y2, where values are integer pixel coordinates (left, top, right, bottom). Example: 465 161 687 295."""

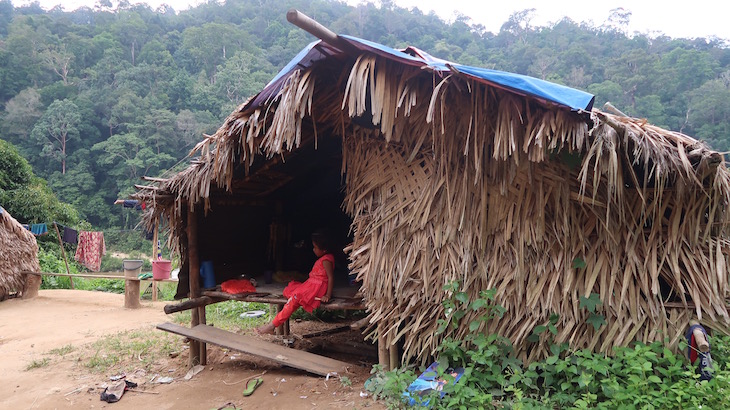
163 282 365 339
157 322 350 376
22 271 178 305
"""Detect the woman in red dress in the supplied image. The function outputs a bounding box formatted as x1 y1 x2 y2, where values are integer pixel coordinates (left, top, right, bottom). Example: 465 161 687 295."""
256 231 334 334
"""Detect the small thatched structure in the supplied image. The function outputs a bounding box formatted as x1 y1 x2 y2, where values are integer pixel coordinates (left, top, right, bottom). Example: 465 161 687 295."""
137 28 730 363
0 207 41 300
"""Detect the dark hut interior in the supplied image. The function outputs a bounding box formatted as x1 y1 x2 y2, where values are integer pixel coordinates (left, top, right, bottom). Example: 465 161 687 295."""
178 130 353 296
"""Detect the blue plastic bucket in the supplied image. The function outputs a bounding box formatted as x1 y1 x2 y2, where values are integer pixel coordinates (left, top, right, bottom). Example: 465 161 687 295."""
200 260 216 288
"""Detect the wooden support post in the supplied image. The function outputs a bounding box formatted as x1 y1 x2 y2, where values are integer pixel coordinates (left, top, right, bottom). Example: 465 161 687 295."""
377 323 390 370
123 261 142 309
389 344 399 369
152 219 159 260
199 300 207 365
52 222 73 289
152 218 159 302
274 303 284 336
187 208 205 366
124 277 142 309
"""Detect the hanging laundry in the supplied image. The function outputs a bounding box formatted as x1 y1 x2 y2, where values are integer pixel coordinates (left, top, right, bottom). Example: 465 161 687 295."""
22 224 30 230
31 223 48 236
122 200 146 210
62 226 78 244
74 231 106 272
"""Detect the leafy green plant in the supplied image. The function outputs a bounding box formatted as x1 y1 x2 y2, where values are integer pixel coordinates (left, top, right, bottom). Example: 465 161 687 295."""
367 281 730 409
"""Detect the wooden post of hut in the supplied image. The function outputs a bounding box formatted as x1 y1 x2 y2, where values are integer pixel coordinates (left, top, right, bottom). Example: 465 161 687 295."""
377 323 390 370
187 207 206 366
151 218 159 301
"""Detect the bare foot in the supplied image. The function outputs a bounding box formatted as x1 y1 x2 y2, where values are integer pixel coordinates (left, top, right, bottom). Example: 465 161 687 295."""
255 323 276 335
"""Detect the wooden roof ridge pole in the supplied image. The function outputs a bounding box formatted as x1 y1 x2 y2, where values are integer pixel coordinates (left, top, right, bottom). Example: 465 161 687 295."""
286 9 358 55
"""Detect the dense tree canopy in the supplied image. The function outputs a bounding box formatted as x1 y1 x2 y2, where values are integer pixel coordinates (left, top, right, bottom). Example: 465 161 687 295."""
1 0 729 229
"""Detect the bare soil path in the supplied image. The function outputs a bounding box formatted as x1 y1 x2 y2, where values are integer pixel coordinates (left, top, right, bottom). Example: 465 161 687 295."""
0 290 383 409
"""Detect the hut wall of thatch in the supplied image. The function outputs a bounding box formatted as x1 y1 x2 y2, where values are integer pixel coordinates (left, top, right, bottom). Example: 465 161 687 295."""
0 208 41 299
136 43 730 363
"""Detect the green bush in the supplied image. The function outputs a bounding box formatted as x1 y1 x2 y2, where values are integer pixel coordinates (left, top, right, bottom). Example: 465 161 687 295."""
367 282 730 409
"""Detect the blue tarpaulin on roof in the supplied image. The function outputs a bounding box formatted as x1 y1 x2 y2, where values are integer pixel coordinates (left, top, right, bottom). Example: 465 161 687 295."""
250 35 594 113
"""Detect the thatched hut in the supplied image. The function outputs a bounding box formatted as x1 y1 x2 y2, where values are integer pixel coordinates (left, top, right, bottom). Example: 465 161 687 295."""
137 14 730 365
0 207 41 300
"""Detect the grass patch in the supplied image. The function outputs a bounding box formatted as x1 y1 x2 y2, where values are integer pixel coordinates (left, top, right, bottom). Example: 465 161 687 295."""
48 344 75 356
203 301 271 331
171 301 271 331
25 358 51 370
84 329 180 373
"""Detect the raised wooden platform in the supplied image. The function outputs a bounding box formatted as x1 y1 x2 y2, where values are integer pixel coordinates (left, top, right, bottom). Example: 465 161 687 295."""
201 289 365 310
157 322 350 376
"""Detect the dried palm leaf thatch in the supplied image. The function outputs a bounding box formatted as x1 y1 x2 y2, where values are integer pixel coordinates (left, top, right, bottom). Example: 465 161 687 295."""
0 209 40 299
136 52 730 364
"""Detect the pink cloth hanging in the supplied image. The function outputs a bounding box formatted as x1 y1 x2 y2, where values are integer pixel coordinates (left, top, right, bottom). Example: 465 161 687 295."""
74 231 106 271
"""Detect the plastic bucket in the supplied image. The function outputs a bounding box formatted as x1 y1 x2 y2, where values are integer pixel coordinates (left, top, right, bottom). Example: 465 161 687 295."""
123 259 144 279
152 260 172 280
200 260 215 288
123 259 144 271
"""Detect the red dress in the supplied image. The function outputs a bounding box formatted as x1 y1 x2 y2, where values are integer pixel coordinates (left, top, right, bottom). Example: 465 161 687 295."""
273 253 333 327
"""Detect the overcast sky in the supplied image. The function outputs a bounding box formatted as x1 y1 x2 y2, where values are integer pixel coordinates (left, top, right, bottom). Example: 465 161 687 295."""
12 0 730 41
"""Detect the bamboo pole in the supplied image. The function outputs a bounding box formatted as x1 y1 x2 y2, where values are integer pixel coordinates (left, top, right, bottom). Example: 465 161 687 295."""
52 222 73 289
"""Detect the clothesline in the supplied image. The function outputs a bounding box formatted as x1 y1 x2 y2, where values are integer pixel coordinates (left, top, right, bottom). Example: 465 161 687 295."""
20 222 148 237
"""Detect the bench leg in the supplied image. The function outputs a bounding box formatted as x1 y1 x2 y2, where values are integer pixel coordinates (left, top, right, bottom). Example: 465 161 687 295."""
124 279 142 309
22 273 41 299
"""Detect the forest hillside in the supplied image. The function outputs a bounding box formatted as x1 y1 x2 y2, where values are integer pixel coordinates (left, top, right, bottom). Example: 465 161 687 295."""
1 0 729 229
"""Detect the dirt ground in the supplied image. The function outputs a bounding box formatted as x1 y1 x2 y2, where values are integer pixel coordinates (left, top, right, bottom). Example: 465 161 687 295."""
0 290 386 409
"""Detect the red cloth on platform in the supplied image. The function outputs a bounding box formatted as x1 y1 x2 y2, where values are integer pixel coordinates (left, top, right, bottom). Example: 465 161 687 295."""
221 279 256 294
74 231 106 272
273 253 334 327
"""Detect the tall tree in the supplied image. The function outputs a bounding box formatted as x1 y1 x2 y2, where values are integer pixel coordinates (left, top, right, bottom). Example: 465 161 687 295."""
2 87 43 144
30 99 81 174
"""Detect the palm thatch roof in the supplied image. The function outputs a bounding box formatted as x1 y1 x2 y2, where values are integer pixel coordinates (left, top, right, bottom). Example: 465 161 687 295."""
135 34 730 363
0 207 41 300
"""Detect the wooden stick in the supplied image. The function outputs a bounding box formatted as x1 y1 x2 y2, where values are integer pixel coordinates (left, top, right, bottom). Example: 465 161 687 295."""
286 9 356 55
164 296 224 314
126 389 159 394
301 325 351 339
350 316 370 330
52 222 73 289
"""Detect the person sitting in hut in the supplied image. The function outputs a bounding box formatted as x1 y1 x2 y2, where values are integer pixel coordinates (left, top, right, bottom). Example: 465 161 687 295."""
256 230 334 334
